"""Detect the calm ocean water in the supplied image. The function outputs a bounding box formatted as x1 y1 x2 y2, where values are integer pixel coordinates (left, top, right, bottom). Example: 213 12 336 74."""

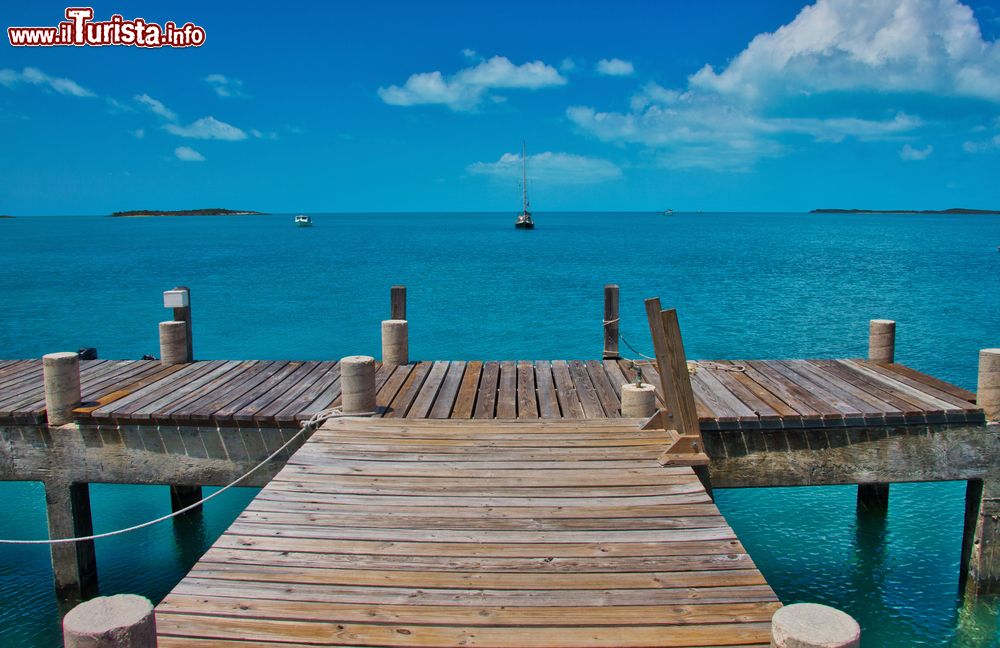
1 211 999 646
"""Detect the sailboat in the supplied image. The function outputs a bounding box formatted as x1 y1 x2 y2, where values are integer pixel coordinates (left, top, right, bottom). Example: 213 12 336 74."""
515 142 534 229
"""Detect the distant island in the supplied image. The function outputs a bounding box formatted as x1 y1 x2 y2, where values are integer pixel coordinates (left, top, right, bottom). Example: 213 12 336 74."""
110 208 265 217
812 208 1000 215
0 215 13 219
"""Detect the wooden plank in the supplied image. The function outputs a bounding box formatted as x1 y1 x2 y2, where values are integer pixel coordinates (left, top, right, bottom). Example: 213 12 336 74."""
496 361 518 419
516 361 539 419
533 361 560 419
822 360 946 419
140 361 249 421
568 360 606 418
586 360 620 417
854 360 981 410
883 363 977 403
212 362 303 422
451 361 482 419
185 361 286 422
702 364 782 425
603 359 630 398
551 361 585 419
268 362 342 424
429 361 465 419
407 361 450 419
74 364 189 417
231 362 319 424
86 362 210 419
742 361 834 422
375 364 414 415
384 362 432 419
473 362 499 419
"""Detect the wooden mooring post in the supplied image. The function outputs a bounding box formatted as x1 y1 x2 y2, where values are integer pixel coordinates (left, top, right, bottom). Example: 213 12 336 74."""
603 284 620 359
390 285 406 321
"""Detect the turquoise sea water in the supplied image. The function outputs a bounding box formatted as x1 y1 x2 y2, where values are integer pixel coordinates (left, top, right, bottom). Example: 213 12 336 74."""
1 211 999 646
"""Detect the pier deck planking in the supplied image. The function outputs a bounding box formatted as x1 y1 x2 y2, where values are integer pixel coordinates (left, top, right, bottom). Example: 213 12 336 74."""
155 418 781 647
0 358 982 428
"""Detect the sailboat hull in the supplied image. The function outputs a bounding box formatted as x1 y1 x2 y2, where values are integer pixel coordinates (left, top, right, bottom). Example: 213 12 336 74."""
514 221 534 229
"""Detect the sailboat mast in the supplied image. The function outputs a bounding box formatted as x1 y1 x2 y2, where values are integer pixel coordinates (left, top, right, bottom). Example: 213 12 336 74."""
521 141 528 213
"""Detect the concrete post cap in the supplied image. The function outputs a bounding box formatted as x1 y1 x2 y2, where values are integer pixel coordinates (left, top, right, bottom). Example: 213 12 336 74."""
382 319 407 326
771 603 860 648
870 319 895 325
44 352 80 364
622 383 655 392
63 594 154 642
341 355 375 366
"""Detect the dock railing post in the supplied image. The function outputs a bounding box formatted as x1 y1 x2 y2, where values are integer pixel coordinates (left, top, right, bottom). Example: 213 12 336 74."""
391 285 406 321
770 603 860 647
44 352 81 427
63 594 156 647
858 319 896 513
603 284 620 359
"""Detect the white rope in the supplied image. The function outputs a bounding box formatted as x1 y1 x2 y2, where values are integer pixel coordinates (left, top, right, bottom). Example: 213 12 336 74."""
0 407 347 545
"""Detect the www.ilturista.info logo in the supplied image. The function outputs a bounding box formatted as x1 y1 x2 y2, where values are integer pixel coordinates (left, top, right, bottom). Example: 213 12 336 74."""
7 8 206 48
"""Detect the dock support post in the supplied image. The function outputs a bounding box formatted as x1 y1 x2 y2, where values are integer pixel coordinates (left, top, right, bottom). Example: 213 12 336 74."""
857 482 889 513
391 285 406 321
159 321 188 367
44 352 82 426
771 603 860 647
341 355 376 415
169 485 203 515
961 477 1000 598
603 284 620 359
63 594 156 647
381 320 409 366
858 319 895 513
621 382 655 418
978 348 1000 422
45 479 98 601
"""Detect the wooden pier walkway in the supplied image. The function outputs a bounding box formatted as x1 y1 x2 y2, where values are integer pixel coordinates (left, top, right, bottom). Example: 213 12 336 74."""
0 357 983 429
155 418 781 647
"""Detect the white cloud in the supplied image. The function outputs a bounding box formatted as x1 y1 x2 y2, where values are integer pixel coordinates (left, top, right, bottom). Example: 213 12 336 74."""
468 151 622 184
900 143 934 160
378 55 567 111
250 128 278 140
0 67 94 97
134 93 177 121
560 57 576 72
461 48 478 60
689 0 1000 103
204 73 246 98
596 58 635 76
174 146 204 162
133 128 145 139
565 0 1000 170
165 116 247 140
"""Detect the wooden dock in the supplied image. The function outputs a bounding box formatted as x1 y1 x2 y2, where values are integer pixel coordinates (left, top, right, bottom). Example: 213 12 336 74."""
0 357 983 429
155 418 781 647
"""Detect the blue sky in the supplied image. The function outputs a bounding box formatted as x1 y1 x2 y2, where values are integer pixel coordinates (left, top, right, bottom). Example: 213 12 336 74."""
2 0 1000 215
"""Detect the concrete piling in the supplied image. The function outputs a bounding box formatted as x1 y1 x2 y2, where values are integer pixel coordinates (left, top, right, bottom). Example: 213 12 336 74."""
381 320 409 366
770 603 861 648
341 355 376 415
43 352 82 427
164 286 193 362
621 382 656 418
868 319 896 364
977 348 1000 422
159 321 189 366
45 480 97 602
63 594 156 648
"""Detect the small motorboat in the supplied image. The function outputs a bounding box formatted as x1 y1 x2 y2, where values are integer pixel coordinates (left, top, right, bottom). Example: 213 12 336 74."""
294 214 312 227
514 142 535 230
663 208 674 215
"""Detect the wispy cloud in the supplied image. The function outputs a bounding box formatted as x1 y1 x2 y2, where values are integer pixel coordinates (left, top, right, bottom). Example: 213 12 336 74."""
0 67 94 98
174 146 205 162
595 58 634 76
134 93 178 121
379 55 567 111
900 143 934 160
165 116 247 140
204 74 246 98
469 151 622 184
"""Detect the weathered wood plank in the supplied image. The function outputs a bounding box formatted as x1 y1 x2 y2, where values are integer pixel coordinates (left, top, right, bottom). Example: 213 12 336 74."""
516 361 539 419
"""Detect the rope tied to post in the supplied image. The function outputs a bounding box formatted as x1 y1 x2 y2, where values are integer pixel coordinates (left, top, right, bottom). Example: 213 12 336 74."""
0 407 349 545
